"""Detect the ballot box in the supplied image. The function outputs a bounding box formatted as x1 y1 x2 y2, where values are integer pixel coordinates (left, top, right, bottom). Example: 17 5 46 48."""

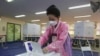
16 52 60 56
16 41 60 56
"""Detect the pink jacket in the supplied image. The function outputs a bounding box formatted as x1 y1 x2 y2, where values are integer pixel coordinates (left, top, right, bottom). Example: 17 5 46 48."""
38 21 72 56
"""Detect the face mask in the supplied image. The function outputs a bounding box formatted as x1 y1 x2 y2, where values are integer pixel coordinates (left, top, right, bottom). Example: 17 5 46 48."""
49 21 57 26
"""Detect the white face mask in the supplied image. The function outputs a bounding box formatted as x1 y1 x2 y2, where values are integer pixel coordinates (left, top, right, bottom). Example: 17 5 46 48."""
49 21 57 26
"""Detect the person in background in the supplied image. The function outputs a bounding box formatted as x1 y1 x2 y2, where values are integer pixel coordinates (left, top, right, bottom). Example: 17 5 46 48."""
38 5 72 56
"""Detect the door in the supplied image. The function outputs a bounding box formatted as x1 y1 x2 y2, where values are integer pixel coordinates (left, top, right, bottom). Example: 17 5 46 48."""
7 23 15 42
15 24 21 41
7 23 21 42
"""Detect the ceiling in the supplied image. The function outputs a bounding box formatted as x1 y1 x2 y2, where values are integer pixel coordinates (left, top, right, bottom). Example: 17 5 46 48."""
0 0 100 24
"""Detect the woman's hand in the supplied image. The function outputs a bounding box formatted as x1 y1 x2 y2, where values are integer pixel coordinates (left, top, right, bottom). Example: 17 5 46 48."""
43 47 49 53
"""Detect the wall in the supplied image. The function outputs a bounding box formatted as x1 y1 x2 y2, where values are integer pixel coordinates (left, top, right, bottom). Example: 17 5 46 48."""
0 16 25 42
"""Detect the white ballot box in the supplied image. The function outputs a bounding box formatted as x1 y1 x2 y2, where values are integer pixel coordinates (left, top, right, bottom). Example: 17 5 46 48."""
16 52 43 56
24 41 43 53
16 41 60 56
16 52 60 56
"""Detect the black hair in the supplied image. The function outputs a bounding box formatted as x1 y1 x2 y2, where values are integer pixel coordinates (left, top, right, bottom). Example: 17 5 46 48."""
46 5 60 18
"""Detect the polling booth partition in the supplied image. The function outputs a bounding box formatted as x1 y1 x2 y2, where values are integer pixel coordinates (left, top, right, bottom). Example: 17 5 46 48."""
72 21 96 56
23 23 40 42
72 21 100 50
0 35 7 48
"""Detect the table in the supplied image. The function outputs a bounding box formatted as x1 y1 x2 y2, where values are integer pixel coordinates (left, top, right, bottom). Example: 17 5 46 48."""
24 37 40 42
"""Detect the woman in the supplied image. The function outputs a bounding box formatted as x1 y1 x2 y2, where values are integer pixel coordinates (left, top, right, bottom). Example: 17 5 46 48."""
38 5 72 56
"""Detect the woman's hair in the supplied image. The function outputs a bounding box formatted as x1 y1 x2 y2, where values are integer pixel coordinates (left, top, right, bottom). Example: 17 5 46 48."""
46 5 60 18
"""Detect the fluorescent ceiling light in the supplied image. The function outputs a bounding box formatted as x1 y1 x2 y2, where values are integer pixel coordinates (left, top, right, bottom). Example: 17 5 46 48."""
74 15 91 18
68 4 91 9
41 31 45 34
15 15 26 18
77 21 81 22
31 20 40 22
6 0 14 2
85 20 90 22
0 18 1 21
41 23 47 24
35 11 46 15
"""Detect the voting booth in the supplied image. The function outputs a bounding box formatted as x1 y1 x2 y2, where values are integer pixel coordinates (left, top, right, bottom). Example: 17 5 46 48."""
74 21 95 56
23 23 40 41
74 21 95 38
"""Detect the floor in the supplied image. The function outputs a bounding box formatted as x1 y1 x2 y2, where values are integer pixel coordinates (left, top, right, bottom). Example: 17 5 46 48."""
0 41 99 56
